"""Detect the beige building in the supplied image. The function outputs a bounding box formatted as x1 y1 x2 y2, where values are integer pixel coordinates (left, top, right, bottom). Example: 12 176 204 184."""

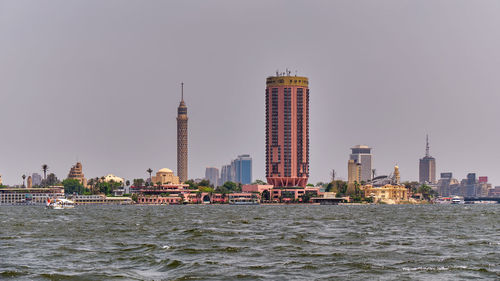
67 162 87 188
0 174 2 186
362 184 408 204
103 174 124 184
347 159 361 184
152 168 180 185
27 176 33 188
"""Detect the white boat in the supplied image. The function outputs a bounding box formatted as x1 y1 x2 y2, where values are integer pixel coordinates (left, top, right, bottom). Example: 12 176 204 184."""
46 198 75 209
451 196 465 204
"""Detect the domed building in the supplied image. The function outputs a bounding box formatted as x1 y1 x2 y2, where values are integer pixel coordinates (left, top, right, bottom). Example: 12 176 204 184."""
103 174 124 184
152 168 180 185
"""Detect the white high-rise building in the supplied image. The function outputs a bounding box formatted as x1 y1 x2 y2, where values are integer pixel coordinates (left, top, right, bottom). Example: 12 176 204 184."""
350 145 373 182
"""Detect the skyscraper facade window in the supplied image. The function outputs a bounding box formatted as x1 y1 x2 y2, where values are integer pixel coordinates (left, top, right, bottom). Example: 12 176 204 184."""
265 72 309 187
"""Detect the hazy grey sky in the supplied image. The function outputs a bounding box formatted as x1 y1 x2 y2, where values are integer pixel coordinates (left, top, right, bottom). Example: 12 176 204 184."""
1 0 500 186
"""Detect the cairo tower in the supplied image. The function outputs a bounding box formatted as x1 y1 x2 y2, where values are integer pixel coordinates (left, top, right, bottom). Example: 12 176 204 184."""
177 83 188 183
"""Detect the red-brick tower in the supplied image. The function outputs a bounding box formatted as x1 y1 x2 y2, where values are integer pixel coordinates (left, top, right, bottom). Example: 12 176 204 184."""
265 71 309 187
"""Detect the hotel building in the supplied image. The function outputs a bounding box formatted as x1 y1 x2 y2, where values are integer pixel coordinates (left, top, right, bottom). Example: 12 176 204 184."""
350 145 372 182
265 71 309 187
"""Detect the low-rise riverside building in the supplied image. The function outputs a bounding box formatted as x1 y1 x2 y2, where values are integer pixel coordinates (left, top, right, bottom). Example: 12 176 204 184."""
242 184 320 203
0 187 65 204
137 195 182 205
151 168 180 185
71 195 133 205
361 184 408 204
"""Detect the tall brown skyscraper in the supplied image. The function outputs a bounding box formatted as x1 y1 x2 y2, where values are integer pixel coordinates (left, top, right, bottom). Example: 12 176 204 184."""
177 83 188 183
265 71 309 187
419 135 436 184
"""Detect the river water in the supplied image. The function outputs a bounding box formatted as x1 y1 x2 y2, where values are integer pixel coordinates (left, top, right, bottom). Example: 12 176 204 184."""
1 204 499 280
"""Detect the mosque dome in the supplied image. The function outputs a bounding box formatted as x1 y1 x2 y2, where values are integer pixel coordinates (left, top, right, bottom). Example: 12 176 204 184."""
158 168 173 173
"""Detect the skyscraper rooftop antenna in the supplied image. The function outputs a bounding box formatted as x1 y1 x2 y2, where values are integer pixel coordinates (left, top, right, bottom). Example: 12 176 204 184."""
426 134 430 157
181 82 184 102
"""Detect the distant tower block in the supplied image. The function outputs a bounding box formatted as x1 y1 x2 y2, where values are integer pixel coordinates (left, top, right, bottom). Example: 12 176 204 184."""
177 83 188 183
27 176 33 188
265 71 309 187
419 135 436 184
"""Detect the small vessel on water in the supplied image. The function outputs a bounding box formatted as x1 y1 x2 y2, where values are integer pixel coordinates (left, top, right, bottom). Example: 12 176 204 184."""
228 197 260 205
451 196 465 204
46 198 75 209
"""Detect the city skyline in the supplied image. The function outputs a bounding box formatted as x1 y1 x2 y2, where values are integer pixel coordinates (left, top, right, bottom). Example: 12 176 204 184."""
1 1 500 185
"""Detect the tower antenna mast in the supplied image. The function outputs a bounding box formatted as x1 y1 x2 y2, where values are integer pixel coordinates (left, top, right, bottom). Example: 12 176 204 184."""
426 134 430 157
181 82 184 101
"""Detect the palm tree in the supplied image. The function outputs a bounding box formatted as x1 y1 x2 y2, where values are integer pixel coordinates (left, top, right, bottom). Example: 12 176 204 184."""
146 168 153 184
42 164 48 180
22 174 26 188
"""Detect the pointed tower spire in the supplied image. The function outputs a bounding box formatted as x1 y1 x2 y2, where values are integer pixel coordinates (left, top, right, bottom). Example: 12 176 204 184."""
425 134 430 157
181 82 184 102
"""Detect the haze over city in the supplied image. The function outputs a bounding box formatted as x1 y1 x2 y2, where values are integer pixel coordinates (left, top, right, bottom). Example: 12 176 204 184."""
1 0 500 185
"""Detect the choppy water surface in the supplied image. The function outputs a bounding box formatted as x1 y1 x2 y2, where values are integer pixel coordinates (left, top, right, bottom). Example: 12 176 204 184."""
1 205 499 280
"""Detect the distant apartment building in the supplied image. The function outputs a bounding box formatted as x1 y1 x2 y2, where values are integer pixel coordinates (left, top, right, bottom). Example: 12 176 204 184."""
220 164 232 186
347 159 361 184
219 154 253 185
349 145 372 182
0 174 2 186
437 172 491 197
234 154 252 185
419 135 436 184
32 173 42 186
437 172 459 196
205 167 219 187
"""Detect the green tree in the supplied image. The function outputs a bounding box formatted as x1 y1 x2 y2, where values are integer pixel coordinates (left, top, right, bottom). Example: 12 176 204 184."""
131 193 138 202
198 179 212 187
133 178 144 187
251 179 267 185
62 179 86 194
418 184 433 200
403 181 420 194
306 183 314 187
41 164 49 183
146 168 153 183
185 179 198 189
44 173 60 186
199 186 214 193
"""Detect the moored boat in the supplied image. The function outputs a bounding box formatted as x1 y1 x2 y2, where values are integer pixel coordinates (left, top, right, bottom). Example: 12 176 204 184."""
46 198 75 209
451 196 465 204
228 197 260 205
